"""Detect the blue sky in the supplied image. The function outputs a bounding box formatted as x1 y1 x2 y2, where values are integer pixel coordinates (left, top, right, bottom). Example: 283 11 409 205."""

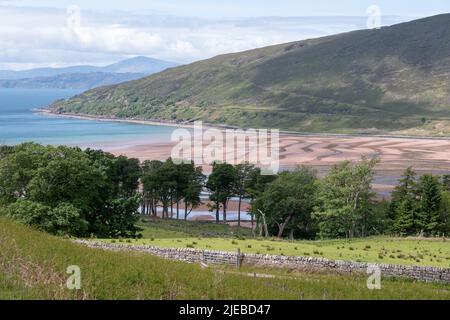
4 0 450 17
0 1 449 69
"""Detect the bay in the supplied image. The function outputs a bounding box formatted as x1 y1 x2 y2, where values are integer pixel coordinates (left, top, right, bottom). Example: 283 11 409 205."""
0 88 175 147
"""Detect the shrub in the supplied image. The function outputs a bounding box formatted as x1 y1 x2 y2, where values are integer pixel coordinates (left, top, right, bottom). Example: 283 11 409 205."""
6 200 87 236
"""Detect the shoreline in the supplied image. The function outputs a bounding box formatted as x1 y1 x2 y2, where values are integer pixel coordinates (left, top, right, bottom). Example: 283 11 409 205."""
36 108 450 141
31 108 450 196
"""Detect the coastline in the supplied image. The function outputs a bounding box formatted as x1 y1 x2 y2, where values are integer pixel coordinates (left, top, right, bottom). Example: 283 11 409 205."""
36 108 450 141
36 108 204 130
33 108 450 197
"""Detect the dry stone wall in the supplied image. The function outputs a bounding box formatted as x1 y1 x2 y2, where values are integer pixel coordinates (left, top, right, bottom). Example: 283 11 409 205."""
74 240 450 283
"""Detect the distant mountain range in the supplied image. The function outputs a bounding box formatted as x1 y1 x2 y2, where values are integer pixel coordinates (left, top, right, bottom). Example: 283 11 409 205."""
0 57 179 90
50 15 450 136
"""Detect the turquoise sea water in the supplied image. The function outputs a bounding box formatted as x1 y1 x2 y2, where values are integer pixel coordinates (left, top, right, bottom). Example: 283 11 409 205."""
0 88 175 147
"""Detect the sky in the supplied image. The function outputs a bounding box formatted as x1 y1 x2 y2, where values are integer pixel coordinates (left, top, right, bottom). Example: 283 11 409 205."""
0 0 449 70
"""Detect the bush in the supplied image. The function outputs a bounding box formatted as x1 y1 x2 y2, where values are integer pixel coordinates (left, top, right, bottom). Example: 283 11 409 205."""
6 200 87 236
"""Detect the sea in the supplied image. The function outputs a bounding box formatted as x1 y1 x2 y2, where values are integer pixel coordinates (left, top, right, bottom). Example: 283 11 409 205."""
0 88 175 147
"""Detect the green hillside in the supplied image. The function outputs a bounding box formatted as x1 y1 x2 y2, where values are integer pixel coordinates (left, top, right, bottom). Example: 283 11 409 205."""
50 14 450 135
2 217 450 300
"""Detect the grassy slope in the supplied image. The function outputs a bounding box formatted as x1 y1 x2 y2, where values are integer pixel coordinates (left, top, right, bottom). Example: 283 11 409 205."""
2 217 450 300
138 216 254 239
109 218 450 268
51 14 450 135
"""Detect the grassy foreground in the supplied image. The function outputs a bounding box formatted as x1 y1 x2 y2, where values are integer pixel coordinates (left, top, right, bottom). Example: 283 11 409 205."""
2 217 450 300
111 217 450 268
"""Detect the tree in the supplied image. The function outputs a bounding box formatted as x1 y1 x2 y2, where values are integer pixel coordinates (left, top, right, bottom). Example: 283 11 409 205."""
141 160 163 216
99 196 141 238
27 152 105 213
417 174 442 235
440 191 450 235
392 198 417 236
0 145 13 159
443 175 450 192
390 167 420 235
0 143 50 204
252 167 317 238
85 150 140 197
0 143 142 237
314 157 379 238
390 167 418 220
246 168 277 230
114 156 141 197
234 163 256 227
207 162 237 222
180 163 205 220
153 158 177 218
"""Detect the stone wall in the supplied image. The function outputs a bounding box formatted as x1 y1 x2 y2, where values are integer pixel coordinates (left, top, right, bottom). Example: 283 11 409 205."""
73 240 450 283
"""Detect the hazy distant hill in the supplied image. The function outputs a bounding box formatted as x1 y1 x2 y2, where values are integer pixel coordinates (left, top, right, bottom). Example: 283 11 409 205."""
50 15 450 135
0 57 179 90
0 72 147 90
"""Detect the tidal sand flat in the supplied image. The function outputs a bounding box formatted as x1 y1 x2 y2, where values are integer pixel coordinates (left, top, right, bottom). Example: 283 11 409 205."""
105 133 450 195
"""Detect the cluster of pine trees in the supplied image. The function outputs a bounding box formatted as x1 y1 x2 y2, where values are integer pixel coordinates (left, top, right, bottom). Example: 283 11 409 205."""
389 168 450 236
140 160 266 226
140 158 204 220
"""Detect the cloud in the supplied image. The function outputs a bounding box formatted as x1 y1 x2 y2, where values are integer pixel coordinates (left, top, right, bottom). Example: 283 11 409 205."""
0 5 409 69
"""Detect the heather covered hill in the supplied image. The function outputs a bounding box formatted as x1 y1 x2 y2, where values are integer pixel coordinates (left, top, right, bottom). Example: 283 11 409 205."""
51 14 450 135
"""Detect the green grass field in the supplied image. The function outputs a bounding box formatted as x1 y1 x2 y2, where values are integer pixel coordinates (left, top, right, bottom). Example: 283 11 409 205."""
2 217 450 300
138 216 253 239
105 217 450 268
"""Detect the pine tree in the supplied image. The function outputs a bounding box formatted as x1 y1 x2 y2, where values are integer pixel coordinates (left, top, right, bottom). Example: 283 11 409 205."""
393 198 416 235
417 174 442 235
443 175 450 192
391 167 419 235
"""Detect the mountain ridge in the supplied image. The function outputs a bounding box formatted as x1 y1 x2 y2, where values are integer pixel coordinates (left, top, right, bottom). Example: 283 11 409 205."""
0 56 179 79
0 56 179 90
0 72 146 90
50 14 450 135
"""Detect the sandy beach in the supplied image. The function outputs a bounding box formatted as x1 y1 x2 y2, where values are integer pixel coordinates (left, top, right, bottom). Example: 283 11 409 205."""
41 111 450 195
109 134 450 194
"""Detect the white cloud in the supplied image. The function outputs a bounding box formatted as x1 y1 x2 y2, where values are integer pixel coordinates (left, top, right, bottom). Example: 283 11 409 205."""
0 5 409 69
